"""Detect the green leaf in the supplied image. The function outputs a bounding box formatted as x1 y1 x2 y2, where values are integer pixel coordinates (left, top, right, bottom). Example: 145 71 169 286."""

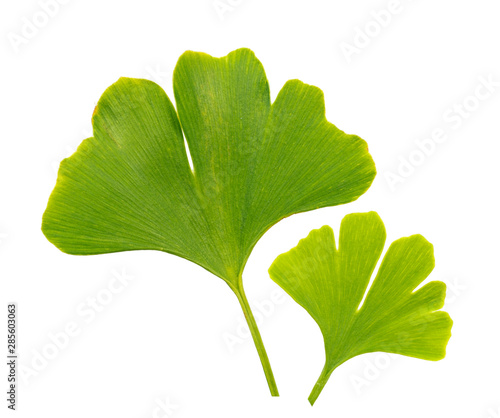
268 211 453 404
42 48 376 395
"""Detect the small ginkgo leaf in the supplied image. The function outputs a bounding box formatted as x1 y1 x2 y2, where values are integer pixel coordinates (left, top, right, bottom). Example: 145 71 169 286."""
269 211 453 404
42 48 376 396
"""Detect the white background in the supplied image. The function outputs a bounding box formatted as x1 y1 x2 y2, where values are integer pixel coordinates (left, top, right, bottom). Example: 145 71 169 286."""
1 0 499 417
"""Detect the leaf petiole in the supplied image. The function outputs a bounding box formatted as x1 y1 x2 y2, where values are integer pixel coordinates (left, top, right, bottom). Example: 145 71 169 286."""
308 363 333 405
233 281 279 396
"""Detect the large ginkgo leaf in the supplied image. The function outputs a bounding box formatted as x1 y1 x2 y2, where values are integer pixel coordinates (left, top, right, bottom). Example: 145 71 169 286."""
269 212 453 404
42 48 376 395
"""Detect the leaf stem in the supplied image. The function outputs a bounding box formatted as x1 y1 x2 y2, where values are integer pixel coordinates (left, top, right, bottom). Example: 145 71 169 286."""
233 284 279 396
308 363 332 405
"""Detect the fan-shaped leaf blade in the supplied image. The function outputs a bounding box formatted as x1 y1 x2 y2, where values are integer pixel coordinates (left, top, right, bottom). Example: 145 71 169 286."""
269 212 453 404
